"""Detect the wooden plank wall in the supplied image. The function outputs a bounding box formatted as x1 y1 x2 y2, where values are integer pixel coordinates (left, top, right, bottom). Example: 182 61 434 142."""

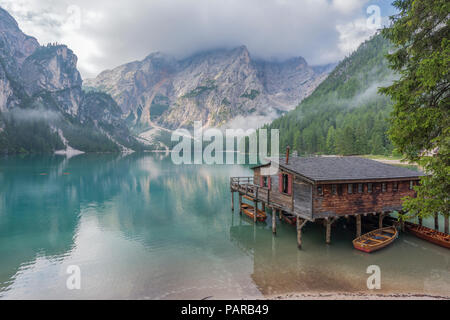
253 167 293 211
293 176 313 219
313 180 416 217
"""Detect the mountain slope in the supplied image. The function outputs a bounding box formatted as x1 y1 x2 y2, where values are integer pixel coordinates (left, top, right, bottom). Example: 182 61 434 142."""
0 7 143 154
267 33 395 156
85 47 332 131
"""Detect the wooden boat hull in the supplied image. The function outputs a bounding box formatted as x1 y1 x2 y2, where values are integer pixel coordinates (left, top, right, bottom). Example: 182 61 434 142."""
240 204 267 222
405 222 450 249
353 226 398 253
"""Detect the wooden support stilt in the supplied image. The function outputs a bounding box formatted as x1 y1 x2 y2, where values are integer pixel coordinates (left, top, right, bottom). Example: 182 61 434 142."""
399 211 405 232
326 218 331 245
271 232 275 259
238 193 242 215
434 213 439 231
272 210 277 235
445 215 449 235
418 217 423 226
356 215 361 237
379 212 385 229
231 191 234 211
325 217 338 245
296 218 307 249
254 188 259 223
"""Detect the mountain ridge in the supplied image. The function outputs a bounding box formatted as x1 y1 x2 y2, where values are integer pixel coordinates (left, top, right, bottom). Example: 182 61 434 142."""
266 33 395 156
0 7 144 154
85 45 333 131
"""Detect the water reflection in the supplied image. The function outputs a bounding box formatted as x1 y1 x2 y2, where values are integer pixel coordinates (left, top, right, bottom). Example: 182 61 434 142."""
229 216 450 296
0 155 80 291
0 153 448 299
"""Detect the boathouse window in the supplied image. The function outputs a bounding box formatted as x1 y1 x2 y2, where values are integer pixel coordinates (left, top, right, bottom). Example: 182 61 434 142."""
348 184 353 194
409 181 414 190
337 184 343 196
279 173 291 195
393 182 398 192
262 176 268 188
317 185 323 196
332 184 337 195
358 183 363 193
382 183 387 192
368 183 373 193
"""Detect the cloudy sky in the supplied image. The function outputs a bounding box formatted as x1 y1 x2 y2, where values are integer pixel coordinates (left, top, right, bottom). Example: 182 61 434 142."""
0 0 396 79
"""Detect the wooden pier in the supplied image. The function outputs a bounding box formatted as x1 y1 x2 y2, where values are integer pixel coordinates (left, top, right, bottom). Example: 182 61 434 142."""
230 154 425 249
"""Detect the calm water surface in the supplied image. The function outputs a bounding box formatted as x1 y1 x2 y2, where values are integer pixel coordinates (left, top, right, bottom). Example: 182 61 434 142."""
0 153 449 299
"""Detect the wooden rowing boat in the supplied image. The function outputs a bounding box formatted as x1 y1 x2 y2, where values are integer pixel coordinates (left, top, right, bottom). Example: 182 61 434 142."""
353 226 398 253
281 213 297 226
405 222 450 249
240 203 267 222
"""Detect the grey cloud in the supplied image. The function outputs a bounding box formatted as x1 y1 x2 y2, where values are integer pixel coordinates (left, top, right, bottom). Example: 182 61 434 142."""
1 0 380 78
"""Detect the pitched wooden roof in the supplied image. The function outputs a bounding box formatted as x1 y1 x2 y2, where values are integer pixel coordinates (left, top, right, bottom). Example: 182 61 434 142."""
270 156 424 182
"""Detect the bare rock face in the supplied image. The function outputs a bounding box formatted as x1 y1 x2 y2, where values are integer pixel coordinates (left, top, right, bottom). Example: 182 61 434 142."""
0 8 39 68
86 46 333 130
0 8 82 115
21 45 83 115
0 8 40 111
0 65 13 112
0 7 143 153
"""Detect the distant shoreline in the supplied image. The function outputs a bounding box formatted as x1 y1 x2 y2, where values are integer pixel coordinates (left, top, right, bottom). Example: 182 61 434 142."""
264 291 450 300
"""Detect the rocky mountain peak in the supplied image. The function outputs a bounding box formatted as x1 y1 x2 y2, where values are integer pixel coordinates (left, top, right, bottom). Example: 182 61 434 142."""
0 7 143 154
232 45 251 62
86 46 333 130
22 45 82 91
20 44 82 115
0 8 39 69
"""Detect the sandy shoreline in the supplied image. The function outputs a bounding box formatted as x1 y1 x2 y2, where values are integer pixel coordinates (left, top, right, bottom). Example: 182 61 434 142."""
264 291 450 300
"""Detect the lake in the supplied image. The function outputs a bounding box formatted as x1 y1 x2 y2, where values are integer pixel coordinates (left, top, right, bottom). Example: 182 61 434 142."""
0 153 449 299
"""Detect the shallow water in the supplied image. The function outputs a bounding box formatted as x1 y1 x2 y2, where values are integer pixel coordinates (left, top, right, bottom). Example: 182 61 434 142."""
0 153 448 299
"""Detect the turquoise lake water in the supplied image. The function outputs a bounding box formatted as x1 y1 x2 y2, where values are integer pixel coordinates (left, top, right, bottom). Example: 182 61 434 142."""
0 153 449 299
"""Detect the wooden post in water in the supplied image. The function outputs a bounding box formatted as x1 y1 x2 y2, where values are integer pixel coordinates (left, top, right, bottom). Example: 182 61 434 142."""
445 215 449 234
379 212 385 229
297 218 307 249
254 188 259 223
297 218 302 249
399 211 405 232
231 191 234 211
356 215 361 237
326 218 331 245
272 210 277 235
238 193 242 215
434 213 439 231
418 217 423 226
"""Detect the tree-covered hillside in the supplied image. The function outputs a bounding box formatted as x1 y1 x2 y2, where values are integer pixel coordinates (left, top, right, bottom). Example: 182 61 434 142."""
267 33 396 156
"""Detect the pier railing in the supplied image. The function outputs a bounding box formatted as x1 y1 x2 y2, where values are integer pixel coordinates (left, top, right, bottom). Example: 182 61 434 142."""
230 176 272 205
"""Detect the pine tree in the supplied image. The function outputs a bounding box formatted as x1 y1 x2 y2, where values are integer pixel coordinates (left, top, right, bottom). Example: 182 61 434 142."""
380 0 449 229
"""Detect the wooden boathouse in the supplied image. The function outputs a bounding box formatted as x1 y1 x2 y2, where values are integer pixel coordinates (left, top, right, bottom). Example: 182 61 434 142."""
230 152 424 249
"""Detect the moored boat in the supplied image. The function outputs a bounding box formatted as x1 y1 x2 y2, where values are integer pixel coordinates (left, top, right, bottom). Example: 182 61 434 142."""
240 203 267 222
353 226 398 253
405 222 450 249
